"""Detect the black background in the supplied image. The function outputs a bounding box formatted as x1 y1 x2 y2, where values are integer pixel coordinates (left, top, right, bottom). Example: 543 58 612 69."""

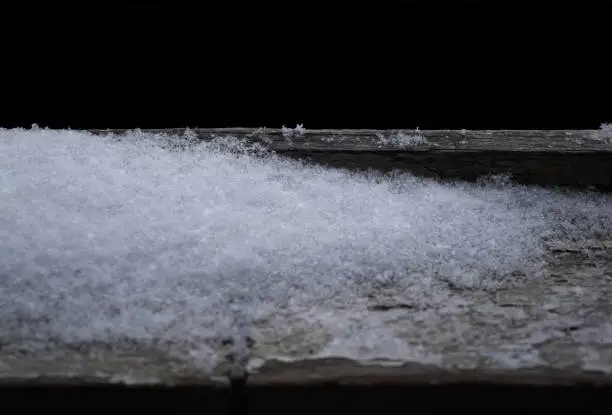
1 2 610 130
1 4 612 412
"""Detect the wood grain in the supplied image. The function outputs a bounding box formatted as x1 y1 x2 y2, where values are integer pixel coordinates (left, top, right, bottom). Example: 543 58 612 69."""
88 129 612 188
2 129 610 387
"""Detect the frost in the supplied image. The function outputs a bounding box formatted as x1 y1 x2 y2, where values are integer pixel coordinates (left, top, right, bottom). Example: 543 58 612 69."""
281 123 305 139
376 129 428 147
596 122 612 142
244 127 273 146
476 173 513 188
0 128 610 370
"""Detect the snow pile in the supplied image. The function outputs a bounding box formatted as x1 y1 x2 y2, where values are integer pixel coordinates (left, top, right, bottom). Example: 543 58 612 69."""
1 127 610 369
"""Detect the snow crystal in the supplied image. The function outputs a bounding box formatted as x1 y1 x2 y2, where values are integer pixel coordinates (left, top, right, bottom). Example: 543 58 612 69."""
1 127 610 368
281 123 305 139
376 129 428 147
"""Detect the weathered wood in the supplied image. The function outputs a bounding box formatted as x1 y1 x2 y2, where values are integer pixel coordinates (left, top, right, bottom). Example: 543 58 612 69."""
2 128 611 389
2 235 611 387
88 128 612 152
88 129 612 188
249 358 612 386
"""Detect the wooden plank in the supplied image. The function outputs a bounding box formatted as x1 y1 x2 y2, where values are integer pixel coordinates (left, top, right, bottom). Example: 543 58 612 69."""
2 235 611 387
248 358 612 386
88 129 612 188
246 235 612 386
88 128 612 152
2 128 611 389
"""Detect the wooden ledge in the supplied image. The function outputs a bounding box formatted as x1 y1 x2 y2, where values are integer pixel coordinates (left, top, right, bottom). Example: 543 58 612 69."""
87 128 612 188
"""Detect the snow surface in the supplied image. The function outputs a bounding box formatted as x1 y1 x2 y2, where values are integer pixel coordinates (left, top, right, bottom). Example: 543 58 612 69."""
1 127 611 371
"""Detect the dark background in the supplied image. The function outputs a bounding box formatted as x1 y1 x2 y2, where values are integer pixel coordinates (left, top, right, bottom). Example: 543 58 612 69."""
1 4 612 410
1 2 610 130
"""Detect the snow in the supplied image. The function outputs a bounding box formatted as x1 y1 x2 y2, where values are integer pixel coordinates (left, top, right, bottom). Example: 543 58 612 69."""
376 129 428 147
281 124 306 139
596 122 612 142
1 126 611 372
